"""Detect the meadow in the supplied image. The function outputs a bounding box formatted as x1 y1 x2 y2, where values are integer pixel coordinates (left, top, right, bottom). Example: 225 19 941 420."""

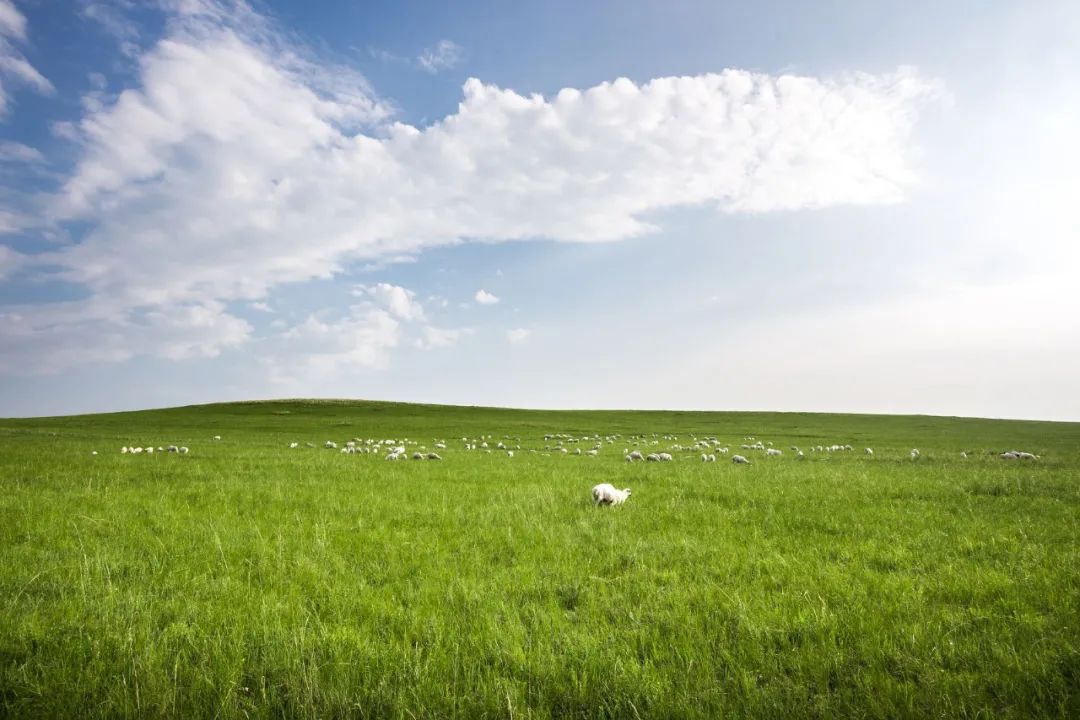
0 400 1077 718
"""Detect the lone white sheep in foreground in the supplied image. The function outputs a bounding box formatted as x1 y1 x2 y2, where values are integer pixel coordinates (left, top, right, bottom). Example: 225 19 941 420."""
592 483 632 506
732 455 750 465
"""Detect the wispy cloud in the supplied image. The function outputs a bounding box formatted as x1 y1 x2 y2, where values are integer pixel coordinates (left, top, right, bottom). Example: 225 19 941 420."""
507 328 530 344
0 0 54 117
417 39 462 74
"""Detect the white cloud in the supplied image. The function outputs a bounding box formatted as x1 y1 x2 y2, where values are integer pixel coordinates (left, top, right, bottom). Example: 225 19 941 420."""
265 305 400 382
474 289 500 305
417 39 462 74
0 139 42 163
354 282 425 321
416 325 468 349
507 327 530 344
0 0 54 116
0 299 250 374
2 0 937 376
248 300 271 312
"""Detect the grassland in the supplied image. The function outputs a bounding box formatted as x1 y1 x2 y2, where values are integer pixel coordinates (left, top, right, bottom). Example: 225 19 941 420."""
0 399 1077 718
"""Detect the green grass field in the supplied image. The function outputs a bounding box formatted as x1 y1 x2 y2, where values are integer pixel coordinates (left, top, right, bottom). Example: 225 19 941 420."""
1 400 1077 718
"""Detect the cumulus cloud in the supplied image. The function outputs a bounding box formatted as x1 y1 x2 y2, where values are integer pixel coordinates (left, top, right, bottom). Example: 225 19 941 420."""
2 0 937 375
417 39 463 73
507 327 530 344
0 0 54 117
354 282 425 321
474 289 500 305
0 299 250 374
265 304 400 382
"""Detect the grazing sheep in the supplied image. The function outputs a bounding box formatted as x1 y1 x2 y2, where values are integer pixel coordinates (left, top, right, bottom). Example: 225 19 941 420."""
427 452 442 460
732 455 750 465
707 454 716 462
325 441 337 449
700 453 708 462
121 447 128 454
145 447 154 454
864 448 874 455
91 451 98 456
626 450 644 462
167 445 178 453
587 449 598 456
796 450 805 460
592 483 632 506
412 452 424 460
178 447 189 454
910 449 920 460
646 453 661 462
213 435 221 441
766 448 782 457
289 442 299 449
960 451 968 459
507 451 514 458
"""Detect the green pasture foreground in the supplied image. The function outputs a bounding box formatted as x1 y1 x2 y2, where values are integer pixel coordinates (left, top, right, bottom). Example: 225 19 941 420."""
0 400 1077 718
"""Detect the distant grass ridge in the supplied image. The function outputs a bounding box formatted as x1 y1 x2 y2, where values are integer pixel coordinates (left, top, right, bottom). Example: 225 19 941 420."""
1 400 1077 718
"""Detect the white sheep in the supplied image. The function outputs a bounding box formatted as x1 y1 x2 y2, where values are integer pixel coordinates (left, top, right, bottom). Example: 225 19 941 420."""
289 442 299 449
707 454 716 462
732 454 750 465
178 447 189 454
960 451 968 459
646 453 661 462
626 450 644 462
213 435 221 441
325 441 337 449
910 449 920 460
766 448 782 457
121 447 128 454
659 453 673 462
507 450 514 458
427 452 442 460
864 448 874 455
592 483 632 506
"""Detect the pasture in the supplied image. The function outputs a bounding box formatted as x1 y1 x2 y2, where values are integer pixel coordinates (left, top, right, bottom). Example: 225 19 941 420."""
0 400 1077 718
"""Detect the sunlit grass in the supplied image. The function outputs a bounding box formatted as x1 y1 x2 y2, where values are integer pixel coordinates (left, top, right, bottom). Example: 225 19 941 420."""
1 400 1077 718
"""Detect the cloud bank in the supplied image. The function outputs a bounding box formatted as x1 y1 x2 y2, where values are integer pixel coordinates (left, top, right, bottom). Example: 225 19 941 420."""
0 0 938 375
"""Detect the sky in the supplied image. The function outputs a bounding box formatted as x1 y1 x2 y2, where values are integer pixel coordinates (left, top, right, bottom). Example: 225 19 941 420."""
0 0 1077 420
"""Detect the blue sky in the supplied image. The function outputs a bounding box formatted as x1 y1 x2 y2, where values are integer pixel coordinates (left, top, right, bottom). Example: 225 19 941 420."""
0 0 1077 419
